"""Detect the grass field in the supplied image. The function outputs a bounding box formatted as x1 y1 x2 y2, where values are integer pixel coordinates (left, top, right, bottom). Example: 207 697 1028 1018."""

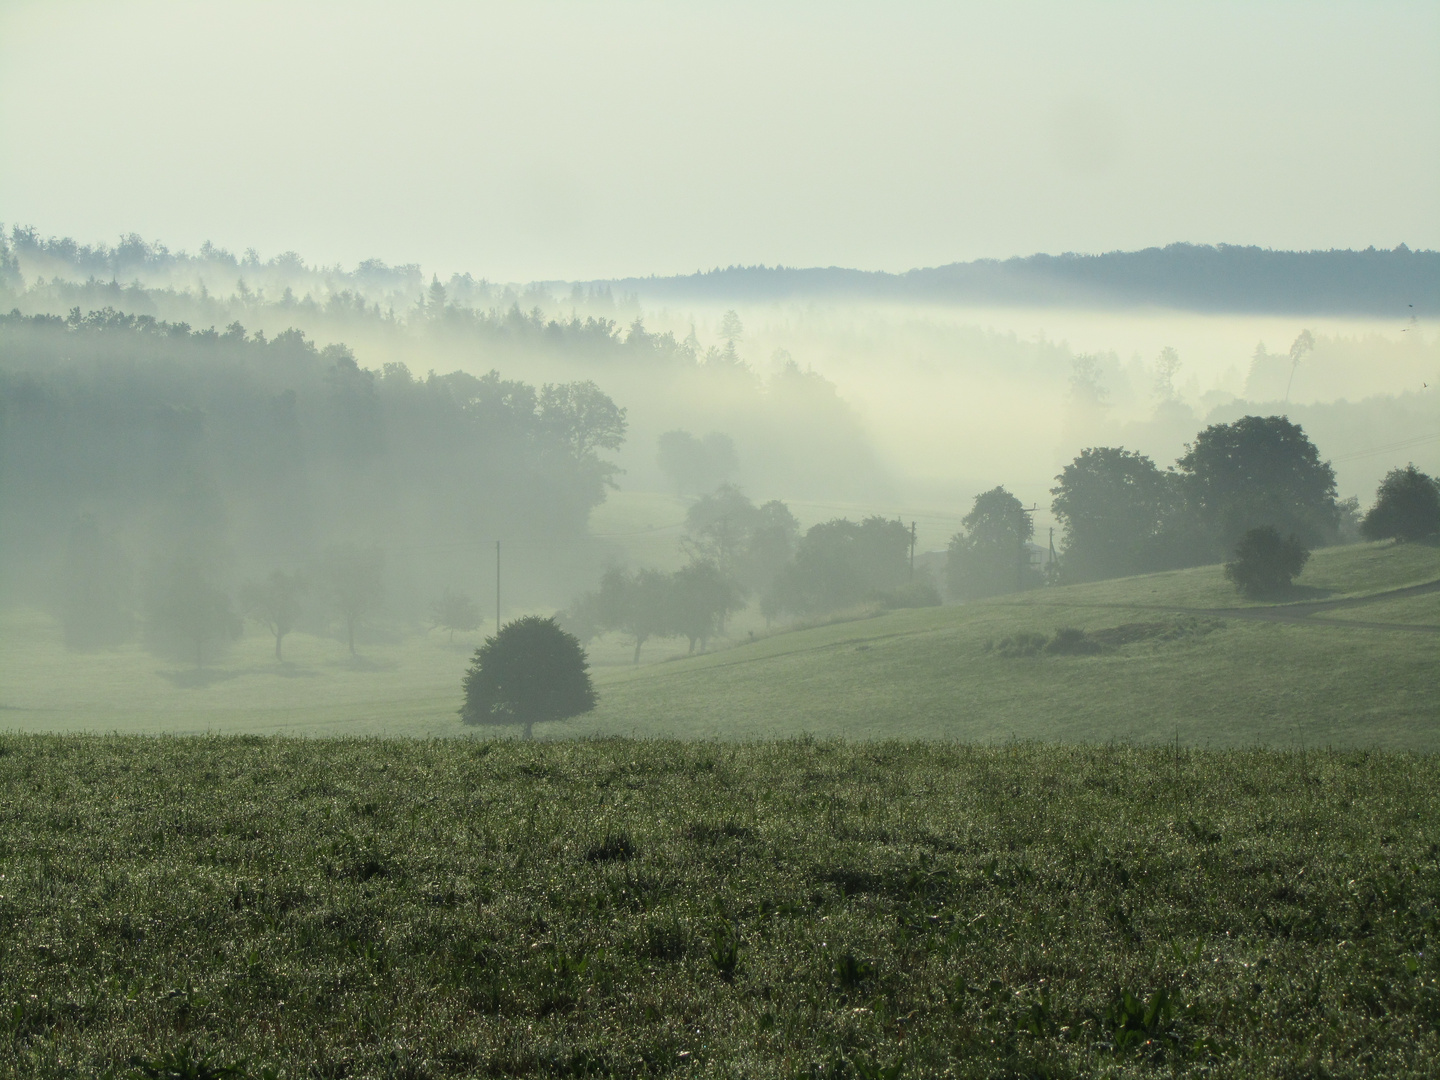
4 539 1433 747
1 735 1435 1079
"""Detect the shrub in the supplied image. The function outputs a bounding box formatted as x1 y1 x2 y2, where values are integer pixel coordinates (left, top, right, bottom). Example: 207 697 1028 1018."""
988 631 1049 658
1223 526 1310 598
878 579 942 609
1045 627 1104 655
1360 464 1440 542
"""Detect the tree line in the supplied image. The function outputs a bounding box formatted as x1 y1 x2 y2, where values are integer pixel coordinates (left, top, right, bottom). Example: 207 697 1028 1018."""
603 244 1439 316
562 486 937 661
932 413 1354 605
951 414 1437 599
1 308 628 655
566 413 1438 664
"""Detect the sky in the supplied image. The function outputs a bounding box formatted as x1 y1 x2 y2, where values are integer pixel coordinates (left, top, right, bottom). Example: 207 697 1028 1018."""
1 0 1437 282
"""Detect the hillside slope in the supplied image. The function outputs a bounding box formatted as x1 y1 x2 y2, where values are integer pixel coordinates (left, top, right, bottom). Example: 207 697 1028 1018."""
0 541 1434 746
564 541 1440 749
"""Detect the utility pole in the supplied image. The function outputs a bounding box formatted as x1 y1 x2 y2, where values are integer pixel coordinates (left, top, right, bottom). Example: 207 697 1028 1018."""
909 521 917 580
495 540 501 631
1017 505 1039 593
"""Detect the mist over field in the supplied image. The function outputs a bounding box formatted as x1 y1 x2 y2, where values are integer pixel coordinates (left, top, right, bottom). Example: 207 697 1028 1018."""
4 4 1440 1075
3 232 1436 590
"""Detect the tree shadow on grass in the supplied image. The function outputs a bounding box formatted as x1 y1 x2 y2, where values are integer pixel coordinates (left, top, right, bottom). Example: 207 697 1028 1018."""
327 655 401 673
1272 584 1336 603
159 666 249 689
159 663 324 688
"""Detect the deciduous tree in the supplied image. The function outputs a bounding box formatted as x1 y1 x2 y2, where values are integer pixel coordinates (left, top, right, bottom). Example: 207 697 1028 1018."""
1176 415 1338 558
668 560 745 654
460 616 596 739
144 556 241 667
59 514 134 650
1050 448 1179 582
429 589 481 644
1360 465 1440 542
946 487 1038 600
242 570 307 661
323 543 384 656
596 567 674 664
765 516 910 616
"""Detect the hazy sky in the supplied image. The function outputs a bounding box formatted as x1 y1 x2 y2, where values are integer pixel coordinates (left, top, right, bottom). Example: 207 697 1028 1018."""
2 0 1436 281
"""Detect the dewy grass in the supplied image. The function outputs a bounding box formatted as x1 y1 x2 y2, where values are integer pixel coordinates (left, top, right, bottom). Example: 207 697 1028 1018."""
0 735 1436 1078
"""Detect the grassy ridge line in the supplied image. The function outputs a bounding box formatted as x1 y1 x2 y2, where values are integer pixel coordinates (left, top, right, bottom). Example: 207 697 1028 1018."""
1 736 1435 1078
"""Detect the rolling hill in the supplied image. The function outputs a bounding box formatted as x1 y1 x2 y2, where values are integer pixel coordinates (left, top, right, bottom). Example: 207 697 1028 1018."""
564 540 1439 748
1 540 1434 748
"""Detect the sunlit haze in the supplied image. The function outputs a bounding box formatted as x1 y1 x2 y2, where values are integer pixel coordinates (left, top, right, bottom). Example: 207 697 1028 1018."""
2 5 1439 1065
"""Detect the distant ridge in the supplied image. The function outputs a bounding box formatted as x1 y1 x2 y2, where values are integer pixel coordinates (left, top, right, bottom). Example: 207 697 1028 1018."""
595 243 1439 316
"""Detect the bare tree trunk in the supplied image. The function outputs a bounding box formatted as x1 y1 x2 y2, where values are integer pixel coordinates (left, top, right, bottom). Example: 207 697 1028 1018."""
523 720 534 741
275 633 283 661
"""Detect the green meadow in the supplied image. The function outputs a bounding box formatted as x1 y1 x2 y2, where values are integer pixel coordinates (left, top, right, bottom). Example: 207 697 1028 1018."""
1 539 1435 748
1 736 1436 1079
1 528 1437 1078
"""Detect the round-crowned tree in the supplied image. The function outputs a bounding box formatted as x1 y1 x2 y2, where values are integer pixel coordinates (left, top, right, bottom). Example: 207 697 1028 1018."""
1223 526 1310 598
1360 464 1440 542
1177 415 1338 558
460 616 596 739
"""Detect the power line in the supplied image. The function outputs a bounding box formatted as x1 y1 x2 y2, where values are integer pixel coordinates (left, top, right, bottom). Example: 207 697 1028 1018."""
1331 431 1440 464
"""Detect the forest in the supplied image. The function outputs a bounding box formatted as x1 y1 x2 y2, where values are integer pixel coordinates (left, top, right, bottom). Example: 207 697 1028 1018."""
8 229 1438 315
0 309 626 643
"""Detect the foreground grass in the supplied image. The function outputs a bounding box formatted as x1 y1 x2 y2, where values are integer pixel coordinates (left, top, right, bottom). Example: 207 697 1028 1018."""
1 736 1437 1078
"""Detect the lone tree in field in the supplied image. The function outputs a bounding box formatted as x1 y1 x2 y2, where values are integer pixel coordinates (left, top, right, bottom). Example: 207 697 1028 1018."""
430 589 482 643
144 556 242 667
323 543 384 656
460 616 597 739
1224 526 1310 598
1360 464 1440 542
242 570 307 661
